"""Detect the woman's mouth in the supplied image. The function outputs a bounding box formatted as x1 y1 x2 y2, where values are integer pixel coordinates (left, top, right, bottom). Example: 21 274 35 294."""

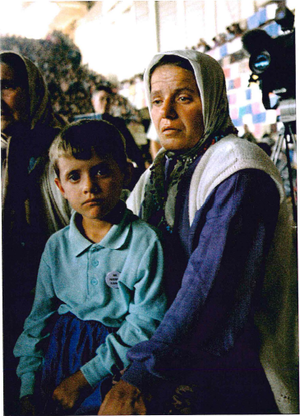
162 127 180 134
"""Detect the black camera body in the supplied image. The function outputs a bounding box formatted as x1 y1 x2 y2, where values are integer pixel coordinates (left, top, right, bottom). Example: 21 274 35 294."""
242 6 297 221
242 7 295 111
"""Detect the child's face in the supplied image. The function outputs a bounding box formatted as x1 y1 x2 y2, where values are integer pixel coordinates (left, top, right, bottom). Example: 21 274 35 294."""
55 152 125 222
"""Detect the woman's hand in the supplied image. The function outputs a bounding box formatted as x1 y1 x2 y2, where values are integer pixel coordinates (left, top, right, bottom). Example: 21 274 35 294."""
98 379 148 415
52 370 89 410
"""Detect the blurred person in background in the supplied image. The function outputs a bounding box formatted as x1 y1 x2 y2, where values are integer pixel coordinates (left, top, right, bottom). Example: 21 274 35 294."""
91 84 113 115
127 118 152 168
241 123 257 143
1 51 71 415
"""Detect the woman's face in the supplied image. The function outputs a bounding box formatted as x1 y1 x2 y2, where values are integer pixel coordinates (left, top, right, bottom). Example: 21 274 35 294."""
1 62 29 133
150 64 204 151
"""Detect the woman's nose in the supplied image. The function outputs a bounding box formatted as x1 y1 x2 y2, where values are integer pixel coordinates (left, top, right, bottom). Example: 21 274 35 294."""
161 99 177 119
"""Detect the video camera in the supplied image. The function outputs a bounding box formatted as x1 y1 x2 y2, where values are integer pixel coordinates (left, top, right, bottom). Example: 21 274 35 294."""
242 5 295 115
242 5 297 221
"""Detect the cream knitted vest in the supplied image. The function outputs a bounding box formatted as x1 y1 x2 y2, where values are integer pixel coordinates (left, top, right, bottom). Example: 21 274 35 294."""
189 136 298 413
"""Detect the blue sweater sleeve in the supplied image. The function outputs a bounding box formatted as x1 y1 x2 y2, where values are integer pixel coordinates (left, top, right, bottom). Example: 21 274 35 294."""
123 169 280 389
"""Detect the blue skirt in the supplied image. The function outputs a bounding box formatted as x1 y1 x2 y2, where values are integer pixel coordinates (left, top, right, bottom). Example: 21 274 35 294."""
38 312 117 415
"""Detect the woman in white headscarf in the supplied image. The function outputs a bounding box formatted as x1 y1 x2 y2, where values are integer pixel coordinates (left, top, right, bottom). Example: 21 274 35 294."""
1 51 71 415
98 50 297 415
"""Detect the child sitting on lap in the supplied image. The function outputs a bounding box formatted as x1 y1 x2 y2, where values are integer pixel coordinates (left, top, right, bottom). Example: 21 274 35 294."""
14 120 167 415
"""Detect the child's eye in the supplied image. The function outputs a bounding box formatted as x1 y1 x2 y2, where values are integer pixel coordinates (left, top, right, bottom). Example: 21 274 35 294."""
95 165 110 177
68 172 80 182
96 166 109 176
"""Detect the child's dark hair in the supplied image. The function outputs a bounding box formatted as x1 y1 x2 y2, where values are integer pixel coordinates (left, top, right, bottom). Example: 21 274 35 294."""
50 120 127 177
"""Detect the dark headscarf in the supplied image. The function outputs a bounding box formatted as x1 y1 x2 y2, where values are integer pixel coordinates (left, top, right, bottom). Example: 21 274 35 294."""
0 51 63 129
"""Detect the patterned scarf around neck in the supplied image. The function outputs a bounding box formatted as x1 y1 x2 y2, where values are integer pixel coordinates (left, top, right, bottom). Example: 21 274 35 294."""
141 137 215 232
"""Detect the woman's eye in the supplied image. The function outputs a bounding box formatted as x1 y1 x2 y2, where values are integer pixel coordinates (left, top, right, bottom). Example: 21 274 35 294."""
152 98 162 106
178 96 191 103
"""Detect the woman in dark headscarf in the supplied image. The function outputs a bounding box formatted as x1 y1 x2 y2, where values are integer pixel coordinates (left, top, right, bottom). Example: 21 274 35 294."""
1 51 71 415
98 50 297 415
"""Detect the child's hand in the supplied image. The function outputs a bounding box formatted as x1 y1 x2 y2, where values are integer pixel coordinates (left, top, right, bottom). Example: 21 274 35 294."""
20 395 36 415
52 370 90 410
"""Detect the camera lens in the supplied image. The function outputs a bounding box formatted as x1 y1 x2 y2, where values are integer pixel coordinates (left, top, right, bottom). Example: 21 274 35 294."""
250 50 271 74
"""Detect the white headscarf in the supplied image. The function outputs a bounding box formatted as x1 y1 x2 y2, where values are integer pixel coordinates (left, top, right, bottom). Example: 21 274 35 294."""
138 50 238 230
144 49 237 146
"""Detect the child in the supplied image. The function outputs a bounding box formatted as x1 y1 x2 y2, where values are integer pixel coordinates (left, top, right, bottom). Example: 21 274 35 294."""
14 120 167 415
